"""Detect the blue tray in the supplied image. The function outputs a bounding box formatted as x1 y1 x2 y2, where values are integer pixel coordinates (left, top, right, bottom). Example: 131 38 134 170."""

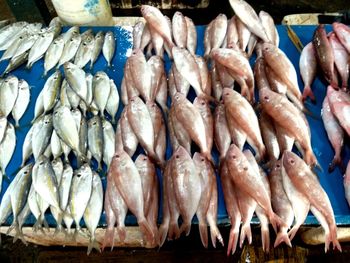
0 25 349 228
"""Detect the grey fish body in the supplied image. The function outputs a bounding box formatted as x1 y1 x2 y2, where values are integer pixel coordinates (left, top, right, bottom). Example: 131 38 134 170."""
0 33 28 62
44 35 64 76
51 129 63 159
64 62 88 103
27 30 55 68
0 123 16 174
0 116 7 144
62 26 79 44
32 114 53 160
74 33 95 69
0 75 19 117
106 79 119 123
12 79 30 127
12 33 38 59
88 115 104 169
59 164 73 211
102 31 115 67
93 71 110 115
90 31 104 69
58 34 81 68
21 125 33 166
42 71 61 113
102 118 115 168
0 22 28 50
4 51 28 75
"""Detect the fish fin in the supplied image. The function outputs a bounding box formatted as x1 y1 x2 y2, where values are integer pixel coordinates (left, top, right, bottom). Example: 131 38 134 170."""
288 224 301 241
209 224 224 248
11 223 27 245
87 237 101 255
199 223 208 248
116 226 126 243
158 223 169 247
328 155 342 173
302 85 316 104
138 219 154 244
269 213 285 234
261 226 270 253
329 227 342 252
274 231 292 248
102 227 115 251
179 222 191 237
168 222 180 240
239 223 252 248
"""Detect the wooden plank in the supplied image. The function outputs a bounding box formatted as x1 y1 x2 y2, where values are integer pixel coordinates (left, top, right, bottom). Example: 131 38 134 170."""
0 226 157 248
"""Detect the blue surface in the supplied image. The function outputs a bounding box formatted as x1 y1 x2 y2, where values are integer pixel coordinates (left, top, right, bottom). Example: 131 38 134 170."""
0 25 349 228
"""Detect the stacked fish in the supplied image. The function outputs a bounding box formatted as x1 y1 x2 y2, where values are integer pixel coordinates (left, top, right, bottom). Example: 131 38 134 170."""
0 19 115 76
0 75 30 190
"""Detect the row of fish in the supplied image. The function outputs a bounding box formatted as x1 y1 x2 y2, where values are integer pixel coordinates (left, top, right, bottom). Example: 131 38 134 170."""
0 19 115 75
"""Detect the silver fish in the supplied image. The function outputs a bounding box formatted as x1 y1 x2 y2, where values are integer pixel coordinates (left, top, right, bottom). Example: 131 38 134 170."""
90 31 104 69
74 32 95 68
44 35 64 76
3 51 28 75
12 79 30 127
59 163 73 212
106 79 119 124
71 108 82 133
64 62 87 103
32 114 53 160
42 70 61 113
0 75 18 117
85 73 93 105
0 21 28 50
12 33 38 59
0 32 28 62
0 123 16 174
51 129 62 159
27 29 55 68
59 79 71 108
88 115 104 170
69 163 93 233
93 71 110 116
0 116 7 143
78 115 88 166
52 158 64 186
83 172 103 255
102 118 115 169
102 31 115 67
57 33 81 68
21 125 34 166
62 26 79 44
66 83 80 109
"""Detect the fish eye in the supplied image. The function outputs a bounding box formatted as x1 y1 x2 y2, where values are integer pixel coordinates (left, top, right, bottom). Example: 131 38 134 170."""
39 161 44 165
201 101 205 106
77 173 81 177
231 154 236 159
276 164 280 168
115 154 120 158
264 96 269 101
143 157 147 161
243 167 248 171
24 171 28 175
289 159 295 165
201 158 205 162
175 155 179 159
93 121 97 125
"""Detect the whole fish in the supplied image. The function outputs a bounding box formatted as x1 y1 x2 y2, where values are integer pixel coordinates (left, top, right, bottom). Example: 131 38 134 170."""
110 150 155 243
140 23 151 51
32 114 53 160
229 0 269 42
0 22 28 50
193 97 213 153
102 118 115 169
149 24 164 57
259 10 279 46
42 70 61 113
169 105 191 154
69 163 93 234
254 57 270 91
12 79 30 127
0 75 18 117
66 83 81 109
299 42 317 102
59 163 73 212
93 71 111 116
329 32 349 89
259 111 280 163
236 17 251 51
106 79 119 124
78 115 88 166
44 35 65 76
64 62 88 103
260 88 317 166
226 16 238 46
133 21 145 50
269 161 293 248
12 33 38 59
204 21 213 58
172 63 190 97
185 17 197 54
0 123 16 174
21 125 33 166
90 31 104 69
226 144 284 232
172 12 187 48
223 88 265 160
83 172 103 255
3 51 28 75
156 73 168 114
321 96 344 172
282 151 341 251
327 86 350 136
0 32 28 62
62 26 79 44
172 146 201 236
195 56 211 96
102 31 115 67
172 93 211 161
57 33 81 68
120 108 138 156
147 55 164 100
333 22 350 54
210 14 228 50
211 65 223 100
313 25 336 87
27 29 55 68
88 115 104 170
0 116 7 144
74 32 95 69
51 130 62 160
214 102 231 160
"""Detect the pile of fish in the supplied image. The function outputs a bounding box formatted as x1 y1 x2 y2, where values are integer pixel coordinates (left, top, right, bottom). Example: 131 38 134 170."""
0 19 115 75
0 75 30 190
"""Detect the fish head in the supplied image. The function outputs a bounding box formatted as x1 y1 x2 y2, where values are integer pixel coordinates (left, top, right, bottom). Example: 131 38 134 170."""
271 160 282 174
105 31 113 39
226 144 245 168
193 152 210 169
95 31 104 39
173 145 191 161
52 158 63 169
222 87 235 103
172 92 186 104
111 150 129 168
258 87 274 106
88 115 100 128
193 97 208 109
37 155 49 166
18 79 29 91
261 42 276 57
4 75 18 85
43 114 53 126
135 154 152 170
282 150 302 171
63 61 75 72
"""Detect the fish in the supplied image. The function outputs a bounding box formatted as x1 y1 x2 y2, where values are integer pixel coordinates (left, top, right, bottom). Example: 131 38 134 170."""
147 55 164 100
110 150 155 243
299 42 317 102
156 73 168 114
140 23 151 51
223 88 265 160
259 10 279 46
69 163 93 236
312 25 336 87
171 63 190 97
106 79 119 124
32 114 53 160
172 12 187 48
59 163 73 212
226 144 284 232
321 96 344 172
83 172 103 255
133 21 145 50
42 70 61 113
90 31 104 69
57 33 81 68
254 57 270 91
326 86 350 137
228 0 269 42
195 56 211 96
78 115 88 166
282 151 341 251
329 32 349 89
88 115 104 170
169 105 191 154
210 65 223 100
0 116 7 144
0 33 28 62
66 82 80 109
260 88 317 166
102 118 115 169
93 71 111 116
21 125 33 166
193 97 213 153
119 108 138 156
210 14 228 50
269 161 293 248
185 17 197 54
204 21 213 58
0 123 16 175
51 129 63 160
0 75 18 117
62 26 79 44
344 161 350 209
171 147 201 236
102 31 115 67
259 111 280 163
236 18 252 51
64 62 88 103
3 51 28 75
214 102 231 160
12 79 30 127
148 23 164 57
0 22 28 50
333 22 350 54
74 32 95 69
27 29 55 68
12 33 38 59
172 93 212 161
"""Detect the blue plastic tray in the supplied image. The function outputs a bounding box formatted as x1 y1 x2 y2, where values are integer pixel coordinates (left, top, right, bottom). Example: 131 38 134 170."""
0 25 349 228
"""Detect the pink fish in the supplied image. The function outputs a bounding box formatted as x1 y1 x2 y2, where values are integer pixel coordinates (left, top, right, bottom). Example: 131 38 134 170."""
172 11 187 48
333 22 350 54
344 161 350 209
185 16 197 55
299 42 317 102
214 102 231 160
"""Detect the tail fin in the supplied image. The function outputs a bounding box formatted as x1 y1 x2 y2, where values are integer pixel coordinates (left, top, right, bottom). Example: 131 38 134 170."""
11 223 27 245
261 226 270 253
138 219 154 244
179 221 191 237
227 225 240 256
288 223 301 241
168 222 180 240
329 226 342 252
116 226 126 243
209 224 224 248
269 212 286 234
329 154 342 173
302 85 316 103
239 223 252 248
199 223 208 248
158 223 169 247
102 227 115 251
274 230 292 248
87 237 101 255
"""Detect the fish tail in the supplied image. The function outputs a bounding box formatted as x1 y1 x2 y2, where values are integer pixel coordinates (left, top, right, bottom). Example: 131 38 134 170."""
261 225 270 253
116 226 126 243
12 223 27 245
239 223 252 248
102 227 115 251
199 223 208 248
330 226 342 252
269 212 285 234
288 223 301 241
87 237 101 255
179 221 191 237
274 230 292 248
302 85 316 103
158 223 169 247
329 154 342 173
168 222 180 240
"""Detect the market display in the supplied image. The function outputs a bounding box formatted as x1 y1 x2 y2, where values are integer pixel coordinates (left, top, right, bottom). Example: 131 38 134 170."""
0 0 349 256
